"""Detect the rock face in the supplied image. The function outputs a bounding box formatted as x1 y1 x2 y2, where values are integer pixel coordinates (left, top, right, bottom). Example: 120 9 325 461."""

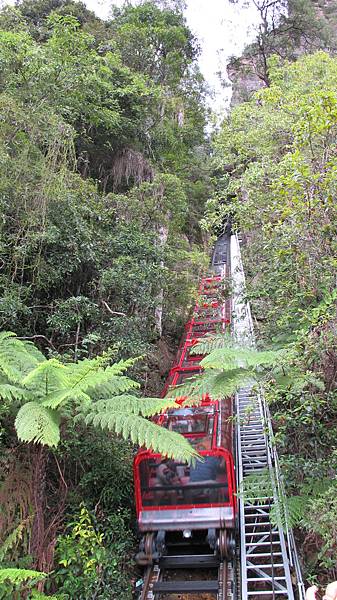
227 55 265 107
227 0 337 106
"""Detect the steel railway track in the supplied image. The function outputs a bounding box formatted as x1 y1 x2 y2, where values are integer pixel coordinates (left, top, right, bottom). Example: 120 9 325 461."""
139 555 235 600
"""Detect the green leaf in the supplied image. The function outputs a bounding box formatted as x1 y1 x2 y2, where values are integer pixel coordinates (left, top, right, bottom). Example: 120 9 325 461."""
0 520 30 562
85 395 180 417
84 411 198 463
41 389 90 409
200 346 281 370
167 368 252 400
0 332 41 383
0 568 46 585
0 383 26 401
22 359 69 394
15 402 60 447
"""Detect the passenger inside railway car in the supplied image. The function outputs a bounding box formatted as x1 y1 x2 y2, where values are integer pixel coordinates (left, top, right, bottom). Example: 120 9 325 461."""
159 404 216 441
138 448 230 508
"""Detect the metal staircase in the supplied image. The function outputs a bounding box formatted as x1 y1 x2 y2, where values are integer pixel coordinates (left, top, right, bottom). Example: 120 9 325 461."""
231 235 305 600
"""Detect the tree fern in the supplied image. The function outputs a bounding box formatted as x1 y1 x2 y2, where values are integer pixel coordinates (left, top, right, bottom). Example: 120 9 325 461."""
238 470 274 504
0 332 196 460
66 356 140 391
0 383 26 401
167 368 252 401
238 471 333 530
199 343 282 371
85 395 181 418
190 333 233 355
166 334 282 401
270 494 309 529
22 360 68 395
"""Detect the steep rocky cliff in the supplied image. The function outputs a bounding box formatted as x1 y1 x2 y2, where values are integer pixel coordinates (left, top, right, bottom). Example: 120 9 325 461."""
227 0 337 105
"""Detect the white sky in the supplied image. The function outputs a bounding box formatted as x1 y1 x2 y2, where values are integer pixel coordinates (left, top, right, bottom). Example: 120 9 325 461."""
1 0 261 112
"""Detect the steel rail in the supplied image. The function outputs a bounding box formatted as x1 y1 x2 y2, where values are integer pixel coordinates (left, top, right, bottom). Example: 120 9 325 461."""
138 558 233 600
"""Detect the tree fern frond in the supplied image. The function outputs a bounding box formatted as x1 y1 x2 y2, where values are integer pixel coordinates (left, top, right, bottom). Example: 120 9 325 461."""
0 568 46 585
0 520 30 562
166 368 252 400
85 395 180 418
15 402 60 447
191 333 234 355
67 356 140 393
104 356 141 375
22 360 68 394
88 376 140 400
200 347 281 370
41 389 91 409
84 412 198 462
208 369 252 397
270 494 308 529
238 470 274 503
21 340 45 363
0 332 41 383
0 384 26 401
67 357 139 397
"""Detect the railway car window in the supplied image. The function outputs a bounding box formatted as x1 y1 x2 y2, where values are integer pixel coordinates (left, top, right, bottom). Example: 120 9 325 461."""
138 454 229 508
161 406 215 437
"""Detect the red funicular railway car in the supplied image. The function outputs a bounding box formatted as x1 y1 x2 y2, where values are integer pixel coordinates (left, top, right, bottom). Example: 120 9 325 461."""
134 232 236 564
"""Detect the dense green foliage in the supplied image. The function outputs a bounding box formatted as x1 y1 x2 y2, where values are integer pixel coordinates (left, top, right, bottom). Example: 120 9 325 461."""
0 0 210 359
211 51 337 582
0 1 210 597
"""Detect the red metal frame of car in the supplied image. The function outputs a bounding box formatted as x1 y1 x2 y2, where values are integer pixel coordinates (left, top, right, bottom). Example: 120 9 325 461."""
134 265 236 538
134 448 236 517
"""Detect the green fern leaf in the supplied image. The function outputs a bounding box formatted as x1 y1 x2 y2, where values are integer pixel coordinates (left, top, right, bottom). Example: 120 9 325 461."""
22 360 68 395
41 389 91 409
0 568 46 585
200 347 280 370
21 340 45 363
191 333 234 355
86 395 180 418
0 383 26 401
0 520 30 562
84 412 198 462
67 357 140 394
15 402 60 446
270 495 308 529
0 332 41 383
88 376 140 400
238 470 274 503
167 368 252 400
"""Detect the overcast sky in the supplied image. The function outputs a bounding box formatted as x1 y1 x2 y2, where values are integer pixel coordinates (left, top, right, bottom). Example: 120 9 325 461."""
0 0 261 111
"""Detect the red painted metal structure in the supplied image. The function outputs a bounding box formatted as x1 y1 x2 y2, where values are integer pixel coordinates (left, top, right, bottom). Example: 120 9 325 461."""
134 236 236 562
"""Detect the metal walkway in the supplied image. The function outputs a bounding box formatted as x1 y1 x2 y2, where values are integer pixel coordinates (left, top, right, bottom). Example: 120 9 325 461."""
231 234 305 600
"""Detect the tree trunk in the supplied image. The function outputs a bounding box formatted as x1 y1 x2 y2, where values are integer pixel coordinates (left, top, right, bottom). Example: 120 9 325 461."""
30 444 48 572
154 222 169 338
